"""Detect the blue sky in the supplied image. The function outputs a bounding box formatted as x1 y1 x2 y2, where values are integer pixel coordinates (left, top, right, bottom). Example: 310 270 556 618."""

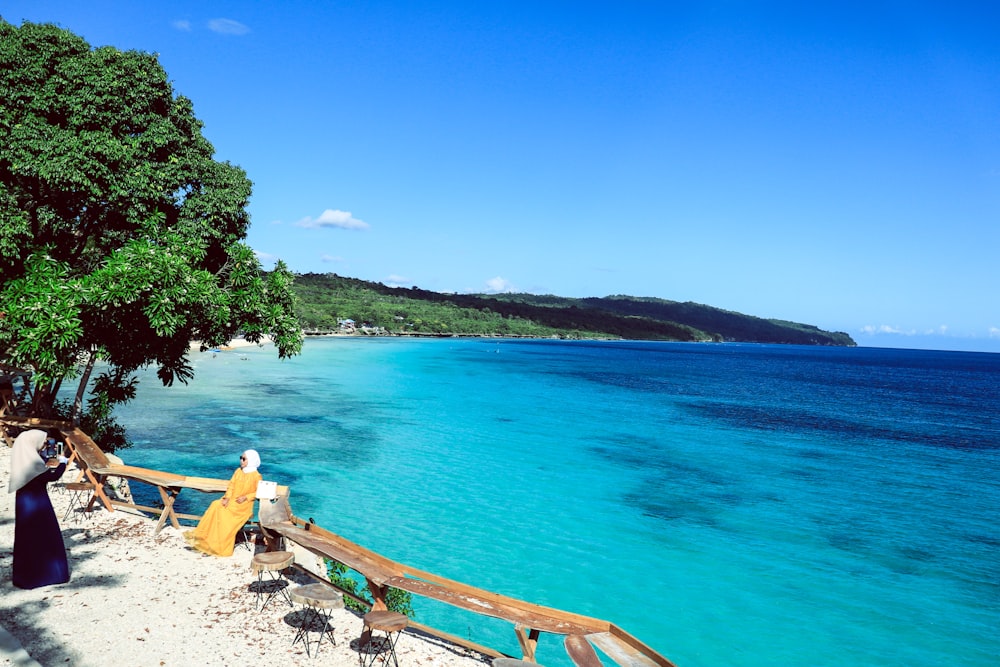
4 2 999 352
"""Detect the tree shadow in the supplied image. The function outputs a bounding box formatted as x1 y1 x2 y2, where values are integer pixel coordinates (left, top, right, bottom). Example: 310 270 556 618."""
0 520 127 665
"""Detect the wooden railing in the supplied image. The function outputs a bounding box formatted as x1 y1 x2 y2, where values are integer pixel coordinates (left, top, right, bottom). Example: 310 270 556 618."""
2 416 677 667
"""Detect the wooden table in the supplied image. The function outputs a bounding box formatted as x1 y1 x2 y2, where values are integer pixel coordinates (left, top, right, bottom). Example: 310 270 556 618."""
360 610 408 667
251 550 295 611
290 583 345 656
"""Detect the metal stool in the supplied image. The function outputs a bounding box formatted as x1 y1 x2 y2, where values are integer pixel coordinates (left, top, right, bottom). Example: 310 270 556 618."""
238 522 255 552
250 550 294 611
290 583 344 657
62 482 95 522
359 610 408 667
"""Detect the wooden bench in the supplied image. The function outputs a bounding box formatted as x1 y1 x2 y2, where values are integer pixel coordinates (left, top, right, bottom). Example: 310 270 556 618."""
587 630 673 667
385 576 599 636
61 426 290 535
260 512 676 665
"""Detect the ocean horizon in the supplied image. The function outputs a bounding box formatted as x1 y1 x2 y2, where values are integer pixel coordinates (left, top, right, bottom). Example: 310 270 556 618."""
111 337 999 666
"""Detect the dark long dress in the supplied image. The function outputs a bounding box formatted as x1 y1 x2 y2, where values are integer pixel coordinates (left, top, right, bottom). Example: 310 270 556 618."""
13 462 70 589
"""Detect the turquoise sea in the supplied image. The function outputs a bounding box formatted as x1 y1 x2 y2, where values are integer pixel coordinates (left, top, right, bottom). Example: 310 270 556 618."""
113 338 999 666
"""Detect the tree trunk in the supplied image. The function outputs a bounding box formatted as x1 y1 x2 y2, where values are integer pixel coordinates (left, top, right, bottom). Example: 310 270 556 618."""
72 350 97 425
30 382 55 418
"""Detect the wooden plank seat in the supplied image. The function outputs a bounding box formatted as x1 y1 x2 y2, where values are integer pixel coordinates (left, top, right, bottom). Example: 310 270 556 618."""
386 576 601 636
64 429 208 531
586 631 673 667
565 635 603 667
59 426 276 535
266 515 606 635
262 514 618 658
264 513 678 667
262 520 402 587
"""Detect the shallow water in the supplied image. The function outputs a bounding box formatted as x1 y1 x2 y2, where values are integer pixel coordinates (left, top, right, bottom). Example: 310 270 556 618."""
113 338 1000 666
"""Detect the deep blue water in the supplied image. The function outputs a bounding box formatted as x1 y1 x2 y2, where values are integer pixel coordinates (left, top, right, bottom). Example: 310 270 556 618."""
112 339 1000 666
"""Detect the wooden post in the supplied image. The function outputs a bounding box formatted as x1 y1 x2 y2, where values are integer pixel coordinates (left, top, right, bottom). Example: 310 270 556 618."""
365 577 389 611
514 624 541 662
154 486 183 534
358 577 391 654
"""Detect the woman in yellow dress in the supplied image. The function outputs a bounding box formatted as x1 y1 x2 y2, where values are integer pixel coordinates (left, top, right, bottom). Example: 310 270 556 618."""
185 450 262 556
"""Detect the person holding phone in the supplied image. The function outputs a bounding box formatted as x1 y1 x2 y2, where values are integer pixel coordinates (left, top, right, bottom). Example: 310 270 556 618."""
8 428 70 589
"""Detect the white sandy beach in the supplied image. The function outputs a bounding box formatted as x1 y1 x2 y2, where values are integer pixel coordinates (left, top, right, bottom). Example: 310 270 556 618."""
0 449 490 667
189 335 273 351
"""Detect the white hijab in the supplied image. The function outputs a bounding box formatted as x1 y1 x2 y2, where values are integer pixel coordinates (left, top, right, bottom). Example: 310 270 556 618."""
8 429 48 493
242 449 261 474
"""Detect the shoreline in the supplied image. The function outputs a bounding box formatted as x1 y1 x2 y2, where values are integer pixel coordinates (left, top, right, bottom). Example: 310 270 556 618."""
0 447 489 667
189 335 274 351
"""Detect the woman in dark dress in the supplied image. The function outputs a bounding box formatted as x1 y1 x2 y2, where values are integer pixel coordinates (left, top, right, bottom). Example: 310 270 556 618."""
8 428 70 589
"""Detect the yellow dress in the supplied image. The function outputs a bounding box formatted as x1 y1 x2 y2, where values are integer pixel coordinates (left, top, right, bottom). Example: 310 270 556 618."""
185 468 262 556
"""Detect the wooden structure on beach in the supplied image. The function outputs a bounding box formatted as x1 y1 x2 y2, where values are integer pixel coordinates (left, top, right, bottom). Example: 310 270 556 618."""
0 365 32 426
2 416 676 667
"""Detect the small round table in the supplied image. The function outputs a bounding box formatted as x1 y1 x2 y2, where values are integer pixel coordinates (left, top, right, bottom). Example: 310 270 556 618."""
290 583 345 657
359 610 408 667
250 550 294 611
62 482 95 523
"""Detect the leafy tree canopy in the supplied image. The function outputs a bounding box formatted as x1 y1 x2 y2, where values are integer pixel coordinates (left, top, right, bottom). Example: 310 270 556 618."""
291 273 855 346
0 21 303 419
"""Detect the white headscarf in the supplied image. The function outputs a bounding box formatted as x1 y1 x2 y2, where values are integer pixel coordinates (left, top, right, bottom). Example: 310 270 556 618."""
242 449 261 474
8 429 48 494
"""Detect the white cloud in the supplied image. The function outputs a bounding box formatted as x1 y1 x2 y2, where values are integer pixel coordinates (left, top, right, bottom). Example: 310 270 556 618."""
171 20 192 31
484 276 516 293
859 324 916 336
296 209 370 231
207 18 250 35
861 324 961 338
320 254 343 263
989 327 1000 339
385 274 410 287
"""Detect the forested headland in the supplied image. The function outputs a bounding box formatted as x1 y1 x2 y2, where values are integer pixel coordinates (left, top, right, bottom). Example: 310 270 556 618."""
291 273 856 346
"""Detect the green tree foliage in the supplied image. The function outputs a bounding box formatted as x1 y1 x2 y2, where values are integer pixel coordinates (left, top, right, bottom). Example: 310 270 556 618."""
291 273 856 346
562 295 856 346
324 560 414 617
293 274 707 340
293 274 578 338
0 21 303 427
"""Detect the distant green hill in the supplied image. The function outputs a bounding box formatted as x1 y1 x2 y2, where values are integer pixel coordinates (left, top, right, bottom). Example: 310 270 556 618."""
290 273 855 346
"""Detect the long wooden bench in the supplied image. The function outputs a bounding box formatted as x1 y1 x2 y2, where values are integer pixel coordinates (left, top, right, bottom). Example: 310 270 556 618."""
60 426 229 532
264 513 677 667
56 424 293 534
1 417 286 534
264 520 402 585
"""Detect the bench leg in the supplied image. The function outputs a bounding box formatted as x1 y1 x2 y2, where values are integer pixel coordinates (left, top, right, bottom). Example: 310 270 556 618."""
155 487 182 535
